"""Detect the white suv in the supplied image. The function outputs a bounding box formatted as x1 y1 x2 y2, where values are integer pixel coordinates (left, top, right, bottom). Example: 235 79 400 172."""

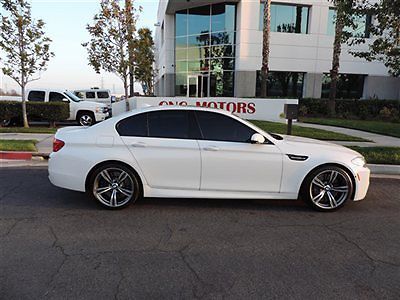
27 89 109 126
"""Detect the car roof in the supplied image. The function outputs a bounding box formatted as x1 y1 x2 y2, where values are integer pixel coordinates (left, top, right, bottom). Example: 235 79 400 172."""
74 89 111 92
131 105 234 116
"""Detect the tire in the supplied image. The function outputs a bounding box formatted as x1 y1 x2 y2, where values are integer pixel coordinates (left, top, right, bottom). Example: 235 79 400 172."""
77 111 95 126
300 166 354 212
88 163 141 209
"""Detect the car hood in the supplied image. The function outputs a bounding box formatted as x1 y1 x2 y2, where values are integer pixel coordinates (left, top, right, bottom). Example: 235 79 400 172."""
77 100 107 108
276 135 361 157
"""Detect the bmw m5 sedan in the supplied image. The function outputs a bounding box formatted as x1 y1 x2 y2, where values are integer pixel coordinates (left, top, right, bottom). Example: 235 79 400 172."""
48 106 370 211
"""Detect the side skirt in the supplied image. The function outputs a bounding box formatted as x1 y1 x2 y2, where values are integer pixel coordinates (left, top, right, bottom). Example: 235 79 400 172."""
143 186 298 200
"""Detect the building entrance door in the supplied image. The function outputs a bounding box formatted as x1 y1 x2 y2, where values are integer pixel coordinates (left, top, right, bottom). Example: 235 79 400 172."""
187 74 209 98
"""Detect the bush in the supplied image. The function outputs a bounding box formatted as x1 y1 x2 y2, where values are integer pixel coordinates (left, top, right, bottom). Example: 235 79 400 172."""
299 98 400 122
0 101 70 123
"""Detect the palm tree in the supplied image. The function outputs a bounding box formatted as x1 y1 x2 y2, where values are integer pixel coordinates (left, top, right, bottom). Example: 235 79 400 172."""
260 0 272 98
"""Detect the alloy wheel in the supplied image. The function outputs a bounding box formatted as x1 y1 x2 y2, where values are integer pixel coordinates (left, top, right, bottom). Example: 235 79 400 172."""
93 168 134 208
309 169 350 210
80 115 93 126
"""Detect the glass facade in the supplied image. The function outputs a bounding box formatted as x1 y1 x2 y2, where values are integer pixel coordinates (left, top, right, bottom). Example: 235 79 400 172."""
260 3 310 34
256 71 305 98
327 8 372 38
321 74 366 99
175 3 236 97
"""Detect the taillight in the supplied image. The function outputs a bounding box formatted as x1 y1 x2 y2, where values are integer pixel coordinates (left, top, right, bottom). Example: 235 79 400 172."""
53 138 65 152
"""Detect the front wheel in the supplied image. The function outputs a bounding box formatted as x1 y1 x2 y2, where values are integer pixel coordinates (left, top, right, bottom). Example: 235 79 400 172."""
301 166 354 212
89 164 141 209
77 112 95 126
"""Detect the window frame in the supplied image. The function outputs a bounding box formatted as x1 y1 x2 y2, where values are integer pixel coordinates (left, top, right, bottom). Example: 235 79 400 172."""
49 92 67 102
116 110 202 140
27 91 46 102
260 2 310 34
193 110 269 144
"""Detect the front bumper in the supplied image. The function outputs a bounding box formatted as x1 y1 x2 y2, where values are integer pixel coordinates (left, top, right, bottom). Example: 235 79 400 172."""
95 112 108 122
354 166 370 201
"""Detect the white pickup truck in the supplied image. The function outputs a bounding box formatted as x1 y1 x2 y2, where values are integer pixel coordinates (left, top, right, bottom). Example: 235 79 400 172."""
1 89 110 126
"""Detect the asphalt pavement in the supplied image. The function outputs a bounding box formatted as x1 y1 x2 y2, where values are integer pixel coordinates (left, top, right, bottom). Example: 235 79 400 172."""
1 167 399 299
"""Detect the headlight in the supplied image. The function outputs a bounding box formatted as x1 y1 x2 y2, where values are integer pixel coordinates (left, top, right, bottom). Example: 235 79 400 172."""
352 156 366 167
95 107 108 113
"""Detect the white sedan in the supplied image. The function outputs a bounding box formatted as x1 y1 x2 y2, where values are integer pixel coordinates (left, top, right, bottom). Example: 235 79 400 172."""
48 106 370 211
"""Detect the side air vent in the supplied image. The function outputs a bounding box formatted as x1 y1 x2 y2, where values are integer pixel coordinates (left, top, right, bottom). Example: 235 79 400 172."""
287 154 309 161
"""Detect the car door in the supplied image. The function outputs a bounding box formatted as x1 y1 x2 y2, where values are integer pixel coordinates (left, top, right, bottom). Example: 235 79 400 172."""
195 111 283 193
49 92 74 120
118 110 202 190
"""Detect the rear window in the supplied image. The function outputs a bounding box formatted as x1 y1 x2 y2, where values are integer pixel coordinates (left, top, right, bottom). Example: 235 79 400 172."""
28 91 45 102
116 113 148 137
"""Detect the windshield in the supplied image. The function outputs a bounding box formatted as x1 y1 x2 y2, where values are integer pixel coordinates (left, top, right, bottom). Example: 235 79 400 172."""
64 91 81 102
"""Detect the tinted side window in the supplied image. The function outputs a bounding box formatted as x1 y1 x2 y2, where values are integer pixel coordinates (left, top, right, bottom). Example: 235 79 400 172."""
86 92 96 99
97 92 109 99
116 113 148 137
148 111 190 139
28 91 45 102
49 92 66 102
195 111 256 143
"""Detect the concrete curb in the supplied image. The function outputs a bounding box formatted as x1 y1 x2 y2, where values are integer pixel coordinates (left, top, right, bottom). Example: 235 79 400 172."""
0 151 32 160
367 164 400 175
0 151 50 161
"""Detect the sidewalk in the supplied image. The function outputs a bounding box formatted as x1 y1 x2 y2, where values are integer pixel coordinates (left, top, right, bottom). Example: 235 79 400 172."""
0 133 54 154
295 122 400 147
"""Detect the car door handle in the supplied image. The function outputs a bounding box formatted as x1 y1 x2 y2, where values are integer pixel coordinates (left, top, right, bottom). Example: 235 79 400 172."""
203 146 219 152
131 142 147 148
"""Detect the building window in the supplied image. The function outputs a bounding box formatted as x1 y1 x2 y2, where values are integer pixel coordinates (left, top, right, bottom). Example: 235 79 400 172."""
321 74 366 99
327 8 372 38
256 71 305 98
175 3 236 97
260 3 310 34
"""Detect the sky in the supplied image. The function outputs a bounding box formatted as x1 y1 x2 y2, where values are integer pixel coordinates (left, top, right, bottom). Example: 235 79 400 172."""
0 0 159 95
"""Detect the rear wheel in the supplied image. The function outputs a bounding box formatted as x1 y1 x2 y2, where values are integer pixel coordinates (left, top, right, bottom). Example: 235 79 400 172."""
77 112 95 126
89 163 140 209
301 166 354 212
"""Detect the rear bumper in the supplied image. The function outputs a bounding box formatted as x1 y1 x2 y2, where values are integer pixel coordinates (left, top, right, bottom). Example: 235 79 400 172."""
48 153 87 192
354 167 370 201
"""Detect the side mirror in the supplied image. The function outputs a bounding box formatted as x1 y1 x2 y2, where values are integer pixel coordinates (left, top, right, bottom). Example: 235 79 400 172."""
63 98 70 103
251 133 266 144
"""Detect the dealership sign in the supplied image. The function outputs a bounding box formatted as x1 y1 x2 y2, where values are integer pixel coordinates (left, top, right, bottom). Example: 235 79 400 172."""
112 97 298 121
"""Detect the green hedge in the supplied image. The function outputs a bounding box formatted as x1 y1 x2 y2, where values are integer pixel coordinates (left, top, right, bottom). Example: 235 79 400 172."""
0 101 70 122
299 98 400 122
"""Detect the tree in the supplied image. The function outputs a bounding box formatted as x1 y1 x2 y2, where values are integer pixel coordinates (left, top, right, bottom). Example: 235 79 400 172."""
134 28 155 95
260 0 272 98
350 0 400 77
0 0 54 128
125 0 136 97
328 0 359 116
83 0 140 109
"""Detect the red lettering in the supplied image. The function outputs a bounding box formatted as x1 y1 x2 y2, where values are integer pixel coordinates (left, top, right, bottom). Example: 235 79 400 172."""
179 101 188 106
196 101 208 107
237 102 247 114
218 102 226 109
159 101 169 106
247 102 256 114
226 102 237 113
208 102 218 108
